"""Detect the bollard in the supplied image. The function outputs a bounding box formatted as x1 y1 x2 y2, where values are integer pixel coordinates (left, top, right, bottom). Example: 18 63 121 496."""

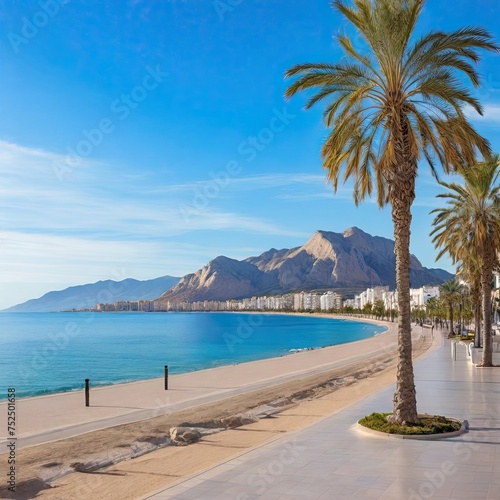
85 378 90 407
164 365 168 390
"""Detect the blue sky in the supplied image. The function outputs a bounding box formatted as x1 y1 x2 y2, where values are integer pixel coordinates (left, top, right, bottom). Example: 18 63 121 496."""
0 0 499 309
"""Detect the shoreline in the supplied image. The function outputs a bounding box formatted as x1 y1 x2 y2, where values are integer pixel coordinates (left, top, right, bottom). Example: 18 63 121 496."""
0 314 399 450
3 311 389 403
0 320 438 500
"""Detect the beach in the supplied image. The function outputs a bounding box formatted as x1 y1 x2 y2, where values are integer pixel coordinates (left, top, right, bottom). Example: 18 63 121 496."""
0 314 437 499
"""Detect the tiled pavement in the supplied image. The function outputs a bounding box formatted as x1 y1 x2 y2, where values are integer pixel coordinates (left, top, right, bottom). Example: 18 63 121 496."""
145 337 500 499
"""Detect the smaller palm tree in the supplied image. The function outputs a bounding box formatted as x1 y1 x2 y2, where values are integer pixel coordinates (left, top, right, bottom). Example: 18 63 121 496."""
456 256 483 347
373 299 386 320
438 279 463 336
425 296 440 326
362 302 373 317
431 156 500 366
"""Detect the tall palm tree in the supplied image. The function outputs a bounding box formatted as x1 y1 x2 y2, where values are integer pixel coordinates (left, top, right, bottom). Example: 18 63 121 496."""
438 279 463 336
284 0 498 423
431 156 500 366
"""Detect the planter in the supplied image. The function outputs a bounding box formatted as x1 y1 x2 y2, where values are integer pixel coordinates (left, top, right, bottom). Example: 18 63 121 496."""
356 413 466 440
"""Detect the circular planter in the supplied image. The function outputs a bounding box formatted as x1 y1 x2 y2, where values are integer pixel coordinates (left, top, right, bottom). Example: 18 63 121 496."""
355 416 466 440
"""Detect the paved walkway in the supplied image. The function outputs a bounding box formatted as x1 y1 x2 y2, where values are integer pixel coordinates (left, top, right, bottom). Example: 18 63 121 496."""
0 318 401 449
144 337 500 500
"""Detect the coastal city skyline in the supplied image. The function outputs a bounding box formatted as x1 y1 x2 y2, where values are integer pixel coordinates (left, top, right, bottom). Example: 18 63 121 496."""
91 284 439 314
1 0 500 310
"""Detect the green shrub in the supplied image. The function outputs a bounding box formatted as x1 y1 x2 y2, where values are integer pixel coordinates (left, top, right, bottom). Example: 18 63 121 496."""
359 412 461 435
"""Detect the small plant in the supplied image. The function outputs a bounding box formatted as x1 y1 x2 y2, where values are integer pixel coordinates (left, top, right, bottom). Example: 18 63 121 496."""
359 412 461 435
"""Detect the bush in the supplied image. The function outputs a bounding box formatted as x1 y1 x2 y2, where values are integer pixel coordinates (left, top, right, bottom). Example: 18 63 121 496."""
359 412 461 435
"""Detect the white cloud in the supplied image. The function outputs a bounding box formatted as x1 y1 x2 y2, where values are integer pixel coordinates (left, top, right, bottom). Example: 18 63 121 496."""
0 140 311 308
0 140 307 237
464 103 500 123
149 173 326 194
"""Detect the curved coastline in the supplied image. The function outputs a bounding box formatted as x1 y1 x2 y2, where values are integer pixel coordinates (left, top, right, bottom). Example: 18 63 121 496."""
11 312 391 403
0 313 404 452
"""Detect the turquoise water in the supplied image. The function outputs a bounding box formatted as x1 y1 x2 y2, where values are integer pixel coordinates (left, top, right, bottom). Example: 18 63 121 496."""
0 312 385 400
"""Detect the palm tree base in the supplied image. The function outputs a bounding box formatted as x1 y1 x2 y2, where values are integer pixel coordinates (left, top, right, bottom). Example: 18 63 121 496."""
358 412 464 438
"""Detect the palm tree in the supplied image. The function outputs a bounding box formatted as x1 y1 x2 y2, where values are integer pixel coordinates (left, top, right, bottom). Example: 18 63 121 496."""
431 157 500 366
457 256 483 347
373 299 386 319
362 301 373 316
284 0 498 423
432 228 483 345
425 296 439 325
438 279 464 336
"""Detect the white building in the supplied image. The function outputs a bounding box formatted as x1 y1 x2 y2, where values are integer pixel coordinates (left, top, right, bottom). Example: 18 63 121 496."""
410 285 440 310
382 290 398 312
355 286 389 309
303 292 321 311
320 291 342 311
343 298 356 308
293 292 304 311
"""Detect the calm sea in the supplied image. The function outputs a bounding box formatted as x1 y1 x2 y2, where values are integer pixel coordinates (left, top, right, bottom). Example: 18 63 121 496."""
0 312 385 400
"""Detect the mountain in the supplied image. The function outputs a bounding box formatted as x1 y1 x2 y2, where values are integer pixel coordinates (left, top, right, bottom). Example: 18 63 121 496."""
156 227 453 304
2 276 180 313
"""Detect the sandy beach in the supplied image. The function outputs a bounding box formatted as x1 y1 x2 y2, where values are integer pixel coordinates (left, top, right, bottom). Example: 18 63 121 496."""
0 314 438 499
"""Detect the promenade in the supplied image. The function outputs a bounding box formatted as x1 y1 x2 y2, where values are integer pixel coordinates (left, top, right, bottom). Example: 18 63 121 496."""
144 336 500 500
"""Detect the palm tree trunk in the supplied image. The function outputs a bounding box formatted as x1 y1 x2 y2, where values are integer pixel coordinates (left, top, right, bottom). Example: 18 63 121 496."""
481 246 494 366
449 304 454 335
475 302 482 347
473 282 482 348
389 174 418 424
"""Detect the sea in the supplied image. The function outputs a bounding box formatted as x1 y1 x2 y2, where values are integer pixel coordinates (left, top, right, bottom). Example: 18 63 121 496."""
0 312 386 400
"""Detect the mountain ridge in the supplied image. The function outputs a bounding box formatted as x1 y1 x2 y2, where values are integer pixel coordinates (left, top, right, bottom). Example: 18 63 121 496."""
156 227 453 305
4 227 453 312
2 276 181 313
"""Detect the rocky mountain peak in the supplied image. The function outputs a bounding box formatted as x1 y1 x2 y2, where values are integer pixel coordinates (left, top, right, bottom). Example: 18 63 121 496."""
156 228 453 304
301 231 337 261
342 226 366 238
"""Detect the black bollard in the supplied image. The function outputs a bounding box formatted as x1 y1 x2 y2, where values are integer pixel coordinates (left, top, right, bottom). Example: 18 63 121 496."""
164 365 169 390
85 378 90 407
